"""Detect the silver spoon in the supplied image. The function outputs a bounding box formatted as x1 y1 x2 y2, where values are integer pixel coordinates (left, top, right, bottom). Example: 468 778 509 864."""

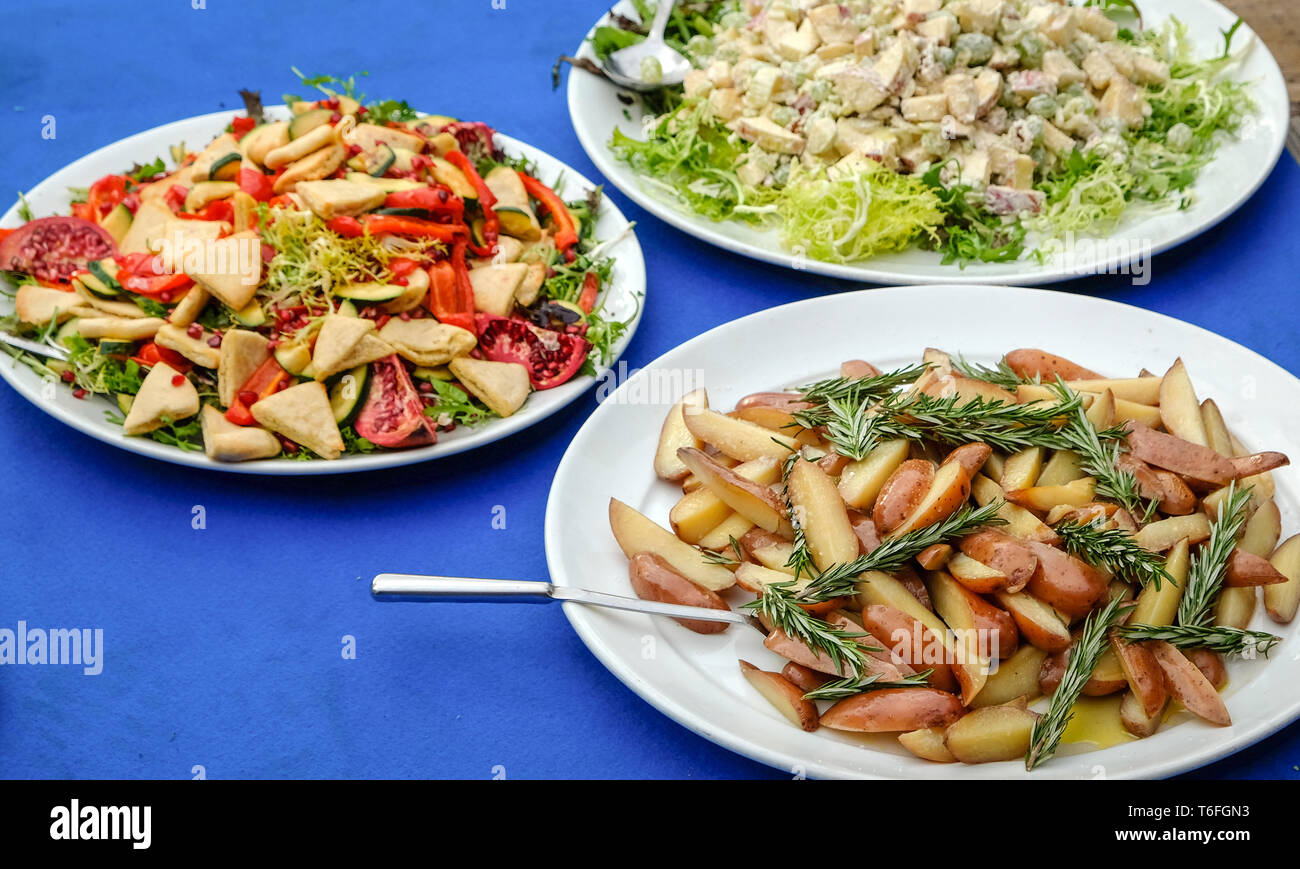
0 332 68 360
371 573 751 627
602 1 693 92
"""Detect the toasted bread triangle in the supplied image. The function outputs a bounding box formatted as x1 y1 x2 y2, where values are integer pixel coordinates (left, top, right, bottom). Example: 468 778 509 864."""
448 357 531 418
250 381 344 459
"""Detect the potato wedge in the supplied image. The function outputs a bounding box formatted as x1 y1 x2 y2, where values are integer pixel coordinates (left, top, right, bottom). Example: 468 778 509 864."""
860 604 958 693
889 460 971 538
1213 586 1257 630
873 459 935 536
1158 358 1209 446
916 543 953 571
1266 533 1300 623
787 458 858 570
1225 549 1288 587
780 661 828 693
898 727 956 763
1082 647 1127 696
838 439 911 510
1024 540 1110 618
1109 635 1166 717
628 553 732 634
1200 398 1234 457
926 571 994 700
1126 421 1286 485
958 529 1037 591
943 705 1038 764
697 513 755 551
739 660 819 732
994 591 1072 652
1120 690 1164 738
971 475 1059 543
1184 648 1228 690
1005 348 1101 381
941 442 992 477
1037 449 1086 487
947 552 1012 594
764 627 902 679
971 644 1047 708
1129 538 1188 627
1006 477 1097 512
682 408 799 461
609 498 735 591
1134 514 1211 552
653 388 707 481
1001 446 1045 492
1066 377 1162 405
1149 641 1231 726
1085 387 1117 429
841 359 882 378
1240 499 1282 558
677 449 790 538
821 688 965 733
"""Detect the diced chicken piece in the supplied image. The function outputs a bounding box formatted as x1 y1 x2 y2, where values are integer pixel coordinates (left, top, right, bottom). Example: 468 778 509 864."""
904 0 943 13
1009 154 1036 189
942 74 979 123
972 68 1003 119
763 15 797 50
833 141 900 175
985 185 1045 215
989 44 1022 70
1040 120 1076 157
807 3 859 45
706 60 733 87
1081 7 1119 40
1099 75 1150 129
916 15 958 45
708 87 743 121
1102 42 1136 78
1132 54 1171 86
1043 50 1086 87
957 0 1003 34
899 144 936 173
778 19 820 61
804 115 838 154
733 115 806 154
957 148 991 185
834 117 886 156
940 115 975 140
817 42 854 62
854 31 877 58
988 144 1019 178
831 63 888 114
1040 7 1079 45
1083 50 1118 90
1007 69 1058 97
683 69 712 99
901 93 949 122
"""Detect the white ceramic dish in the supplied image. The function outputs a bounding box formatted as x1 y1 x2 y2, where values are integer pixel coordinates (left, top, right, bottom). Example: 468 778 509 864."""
546 285 1300 779
0 108 645 474
567 0 1289 285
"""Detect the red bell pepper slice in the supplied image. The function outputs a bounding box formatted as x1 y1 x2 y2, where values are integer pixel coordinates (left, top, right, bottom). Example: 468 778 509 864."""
70 202 97 222
518 173 579 259
387 257 420 279
382 187 464 219
577 271 600 314
424 253 475 334
230 116 257 140
120 271 194 299
442 150 497 248
238 167 275 202
224 356 290 426
362 214 464 242
164 185 188 214
327 216 365 238
132 342 193 374
88 174 130 218
179 199 235 224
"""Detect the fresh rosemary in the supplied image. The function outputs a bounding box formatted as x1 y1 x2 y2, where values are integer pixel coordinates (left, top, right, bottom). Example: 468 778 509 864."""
798 502 1006 602
781 452 817 581
796 363 928 407
1117 623 1281 657
1026 594 1133 770
951 355 1030 391
700 536 743 567
741 582 878 677
803 669 935 702
889 391 1082 452
1042 381 1152 518
1054 519 1173 589
1176 482 1252 628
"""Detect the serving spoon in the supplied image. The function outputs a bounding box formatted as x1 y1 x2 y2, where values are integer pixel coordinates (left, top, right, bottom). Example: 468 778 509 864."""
602 0 693 92
0 332 68 360
371 573 753 628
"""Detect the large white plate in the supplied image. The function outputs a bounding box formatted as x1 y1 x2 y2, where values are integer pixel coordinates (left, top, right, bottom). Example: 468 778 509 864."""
0 108 645 474
568 0 1289 285
546 285 1300 779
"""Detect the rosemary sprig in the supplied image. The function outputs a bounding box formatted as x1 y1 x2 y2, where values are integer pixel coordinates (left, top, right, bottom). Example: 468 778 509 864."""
741 583 877 677
780 453 817 581
796 396 887 461
803 669 935 702
796 363 928 407
700 536 743 567
1177 482 1252 628
1054 519 1173 589
888 391 1081 452
1027 594 1133 770
952 355 1031 391
1042 381 1152 517
1117 623 1281 657
798 502 1006 602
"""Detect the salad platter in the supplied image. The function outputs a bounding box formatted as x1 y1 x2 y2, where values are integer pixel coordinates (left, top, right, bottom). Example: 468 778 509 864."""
566 0 1289 285
547 285 1300 779
0 90 644 474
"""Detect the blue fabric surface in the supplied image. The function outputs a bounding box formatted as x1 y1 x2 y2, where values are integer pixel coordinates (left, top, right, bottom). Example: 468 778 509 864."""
1 0 1298 780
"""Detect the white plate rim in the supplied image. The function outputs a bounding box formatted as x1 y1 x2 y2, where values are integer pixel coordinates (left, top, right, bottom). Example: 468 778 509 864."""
545 283 1300 780
0 108 646 475
566 0 1290 286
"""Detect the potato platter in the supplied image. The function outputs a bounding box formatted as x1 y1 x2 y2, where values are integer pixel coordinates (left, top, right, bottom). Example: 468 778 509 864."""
546 286 1300 779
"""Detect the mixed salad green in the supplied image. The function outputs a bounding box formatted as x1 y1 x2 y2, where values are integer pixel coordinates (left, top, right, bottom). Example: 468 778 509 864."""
594 1 1255 266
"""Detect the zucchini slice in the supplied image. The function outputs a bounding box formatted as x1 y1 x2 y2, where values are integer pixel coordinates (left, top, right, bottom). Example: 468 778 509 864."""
328 364 370 424
333 283 405 303
288 108 333 140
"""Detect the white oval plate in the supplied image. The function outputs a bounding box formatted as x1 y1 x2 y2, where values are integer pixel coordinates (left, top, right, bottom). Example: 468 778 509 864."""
0 108 645 474
546 285 1300 779
568 0 1289 285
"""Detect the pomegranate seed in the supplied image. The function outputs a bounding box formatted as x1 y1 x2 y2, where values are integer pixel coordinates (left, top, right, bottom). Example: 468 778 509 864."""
329 112 342 124
277 380 289 391
437 189 448 203
393 277 408 287
357 106 368 116
160 291 172 302
418 380 433 393
60 370 75 383
171 374 186 387
186 323 203 338
399 312 411 321
207 335 223 348
72 388 87 399
238 390 258 406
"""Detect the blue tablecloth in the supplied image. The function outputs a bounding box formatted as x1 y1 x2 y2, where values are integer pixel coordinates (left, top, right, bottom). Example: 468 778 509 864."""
1 0 1297 780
